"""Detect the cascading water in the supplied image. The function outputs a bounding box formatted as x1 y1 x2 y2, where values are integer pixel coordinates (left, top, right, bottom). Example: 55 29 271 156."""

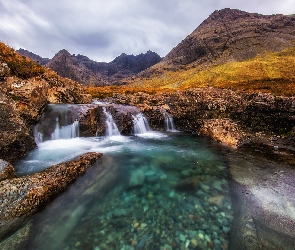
103 107 120 137
50 118 79 140
132 113 151 134
164 113 177 132
33 104 80 143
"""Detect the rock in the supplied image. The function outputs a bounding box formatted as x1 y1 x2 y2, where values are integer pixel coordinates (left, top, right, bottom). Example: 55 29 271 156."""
128 169 145 188
190 239 198 248
145 170 158 183
4 77 48 124
0 152 102 239
208 195 225 208
199 119 244 148
0 160 16 181
0 91 36 163
175 176 200 191
179 234 186 242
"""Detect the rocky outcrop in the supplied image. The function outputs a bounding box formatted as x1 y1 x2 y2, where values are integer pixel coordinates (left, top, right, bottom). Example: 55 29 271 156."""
199 119 245 148
0 91 36 163
106 88 295 150
0 152 102 239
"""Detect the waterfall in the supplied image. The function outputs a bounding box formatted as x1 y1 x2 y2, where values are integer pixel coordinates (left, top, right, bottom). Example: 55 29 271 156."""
51 118 79 140
132 113 151 134
164 114 177 132
103 107 120 137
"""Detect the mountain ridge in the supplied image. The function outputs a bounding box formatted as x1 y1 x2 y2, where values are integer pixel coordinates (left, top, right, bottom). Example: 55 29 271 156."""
17 48 162 86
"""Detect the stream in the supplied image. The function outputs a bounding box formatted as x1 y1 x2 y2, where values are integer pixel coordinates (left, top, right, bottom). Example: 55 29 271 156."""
3 104 295 249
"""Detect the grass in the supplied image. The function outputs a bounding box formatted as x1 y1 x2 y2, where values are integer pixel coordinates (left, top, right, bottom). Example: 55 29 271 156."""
86 47 295 98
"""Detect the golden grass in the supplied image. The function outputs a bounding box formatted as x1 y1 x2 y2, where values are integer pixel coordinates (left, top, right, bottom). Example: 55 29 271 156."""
125 47 295 96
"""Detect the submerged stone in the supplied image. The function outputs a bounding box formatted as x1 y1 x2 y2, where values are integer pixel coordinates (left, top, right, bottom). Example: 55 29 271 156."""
128 169 145 188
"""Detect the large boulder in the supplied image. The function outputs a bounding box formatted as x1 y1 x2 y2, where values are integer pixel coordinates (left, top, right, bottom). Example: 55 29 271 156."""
0 152 102 239
3 77 48 125
0 91 36 163
229 152 295 249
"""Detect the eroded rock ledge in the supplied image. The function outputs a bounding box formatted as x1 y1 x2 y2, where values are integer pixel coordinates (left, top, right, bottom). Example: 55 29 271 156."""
0 152 102 239
105 88 295 151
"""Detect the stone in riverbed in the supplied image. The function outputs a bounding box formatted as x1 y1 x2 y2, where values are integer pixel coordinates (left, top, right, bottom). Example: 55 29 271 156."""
179 233 186 242
208 195 225 208
128 169 145 188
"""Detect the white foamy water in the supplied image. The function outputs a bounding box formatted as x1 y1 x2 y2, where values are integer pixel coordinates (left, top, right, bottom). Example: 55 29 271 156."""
15 136 133 175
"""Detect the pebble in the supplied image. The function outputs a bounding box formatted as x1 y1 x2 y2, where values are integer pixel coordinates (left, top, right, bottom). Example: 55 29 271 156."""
198 233 204 240
185 239 190 248
179 233 186 242
191 239 198 248
140 223 147 229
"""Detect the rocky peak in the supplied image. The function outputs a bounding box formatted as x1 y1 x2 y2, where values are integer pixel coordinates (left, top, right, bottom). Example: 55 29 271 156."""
17 48 50 65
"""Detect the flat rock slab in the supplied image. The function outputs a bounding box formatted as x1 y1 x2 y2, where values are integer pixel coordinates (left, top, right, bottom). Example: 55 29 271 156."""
0 152 102 239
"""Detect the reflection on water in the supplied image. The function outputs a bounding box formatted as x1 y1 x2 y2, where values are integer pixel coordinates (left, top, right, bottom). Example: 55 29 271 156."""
14 133 233 250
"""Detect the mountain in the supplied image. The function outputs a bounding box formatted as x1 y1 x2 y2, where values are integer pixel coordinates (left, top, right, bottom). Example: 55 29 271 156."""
18 49 162 86
158 8 295 70
126 8 295 95
17 48 50 65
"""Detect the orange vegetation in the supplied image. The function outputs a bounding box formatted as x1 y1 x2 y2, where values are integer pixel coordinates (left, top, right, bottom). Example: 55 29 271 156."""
0 42 44 79
86 47 295 98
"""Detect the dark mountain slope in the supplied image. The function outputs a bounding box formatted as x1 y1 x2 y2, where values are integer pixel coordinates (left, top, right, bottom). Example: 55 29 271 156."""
18 48 162 86
17 48 50 65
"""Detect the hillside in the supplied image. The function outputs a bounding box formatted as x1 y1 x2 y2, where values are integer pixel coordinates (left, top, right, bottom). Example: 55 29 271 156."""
102 8 295 97
18 49 162 86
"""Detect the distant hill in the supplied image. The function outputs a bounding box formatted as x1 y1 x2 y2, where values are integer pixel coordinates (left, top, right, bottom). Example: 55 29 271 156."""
17 49 162 86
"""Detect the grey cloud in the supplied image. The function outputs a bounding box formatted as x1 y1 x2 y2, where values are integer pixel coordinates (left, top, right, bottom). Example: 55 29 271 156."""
0 0 295 62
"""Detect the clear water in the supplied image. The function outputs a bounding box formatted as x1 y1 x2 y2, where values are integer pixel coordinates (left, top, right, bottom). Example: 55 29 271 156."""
14 132 233 250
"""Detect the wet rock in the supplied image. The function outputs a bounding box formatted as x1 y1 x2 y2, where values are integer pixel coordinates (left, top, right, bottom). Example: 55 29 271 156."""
175 176 201 191
0 160 16 181
208 195 225 208
128 169 145 188
0 152 102 240
179 233 186 242
229 152 295 249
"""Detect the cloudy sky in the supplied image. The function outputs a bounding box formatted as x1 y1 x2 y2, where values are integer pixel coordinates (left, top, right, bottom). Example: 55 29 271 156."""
0 0 295 62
